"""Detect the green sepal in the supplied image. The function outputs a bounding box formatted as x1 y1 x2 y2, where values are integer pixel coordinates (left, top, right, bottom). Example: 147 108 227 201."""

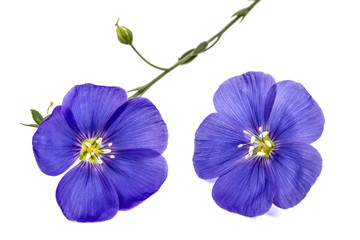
192 41 209 55
178 49 197 65
21 109 49 128
20 123 39 128
30 109 44 125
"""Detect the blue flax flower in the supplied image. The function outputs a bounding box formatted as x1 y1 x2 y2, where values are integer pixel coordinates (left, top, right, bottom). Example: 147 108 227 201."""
33 84 168 222
193 71 324 217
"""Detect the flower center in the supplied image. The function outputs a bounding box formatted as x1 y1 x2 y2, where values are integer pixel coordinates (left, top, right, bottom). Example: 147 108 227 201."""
79 137 114 164
239 127 275 159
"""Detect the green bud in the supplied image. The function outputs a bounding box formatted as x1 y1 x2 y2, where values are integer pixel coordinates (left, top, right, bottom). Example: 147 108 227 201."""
178 49 197 65
116 25 133 45
178 41 208 65
192 41 208 55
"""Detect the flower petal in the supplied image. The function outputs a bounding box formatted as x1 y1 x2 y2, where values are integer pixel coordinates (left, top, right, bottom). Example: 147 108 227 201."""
267 81 324 144
212 158 275 217
32 106 79 176
61 84 127 139
214 71 276 132
104 97 168 154
103 149 167 210
56 161 119 222
269 142 322 209
193 113 248 179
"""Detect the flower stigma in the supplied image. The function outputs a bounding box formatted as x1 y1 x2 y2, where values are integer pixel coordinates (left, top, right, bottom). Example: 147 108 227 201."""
239 127 275 159
79 137 113 164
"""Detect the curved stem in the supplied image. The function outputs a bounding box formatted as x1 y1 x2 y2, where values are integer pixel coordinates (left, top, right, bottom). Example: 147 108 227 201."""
128 0 261 99
130 44 169 71
128 53 193 99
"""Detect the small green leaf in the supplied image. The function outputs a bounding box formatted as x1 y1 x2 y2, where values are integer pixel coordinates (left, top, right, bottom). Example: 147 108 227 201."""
192 41 209 55
178 49 197 65
20 123 39 128
30 109 44 125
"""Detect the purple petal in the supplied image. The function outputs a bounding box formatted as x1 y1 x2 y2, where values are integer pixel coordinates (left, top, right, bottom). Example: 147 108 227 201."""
32 106 80 176
104 97 168 154
102 149 167 210
193 113 248 179
269 142 322 209
56 161 119 222
61 84 127 139
214 72 276 132
212 158 275 217
267 81 324 144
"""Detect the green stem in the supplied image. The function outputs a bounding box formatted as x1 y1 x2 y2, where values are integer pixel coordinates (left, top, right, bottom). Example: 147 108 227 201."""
130 44 168 71
207 0 260 49
208 16 240 44
128 53 192 99
128 0 260 99
204 36 221 52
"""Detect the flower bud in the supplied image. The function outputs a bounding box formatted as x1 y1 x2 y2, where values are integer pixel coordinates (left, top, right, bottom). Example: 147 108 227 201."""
116 25 133 45
178 49 197 65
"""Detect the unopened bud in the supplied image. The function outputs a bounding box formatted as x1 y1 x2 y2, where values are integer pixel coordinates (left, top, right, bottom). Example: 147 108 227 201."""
116 25 133 45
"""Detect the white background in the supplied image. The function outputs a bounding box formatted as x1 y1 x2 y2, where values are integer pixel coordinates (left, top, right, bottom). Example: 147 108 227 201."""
1 0 359 239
